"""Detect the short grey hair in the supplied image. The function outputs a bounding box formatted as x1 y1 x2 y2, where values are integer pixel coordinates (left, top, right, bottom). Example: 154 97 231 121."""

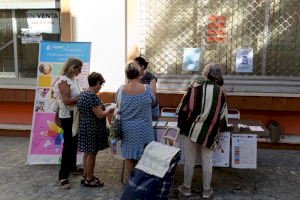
202 63 223 82
125 62 140 79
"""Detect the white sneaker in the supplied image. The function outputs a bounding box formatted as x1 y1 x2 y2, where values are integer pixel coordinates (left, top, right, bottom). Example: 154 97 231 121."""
203 187 213 198
178 184 191 196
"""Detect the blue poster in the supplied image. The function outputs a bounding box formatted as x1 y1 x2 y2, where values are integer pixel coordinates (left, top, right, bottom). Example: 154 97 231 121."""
40 41 91 62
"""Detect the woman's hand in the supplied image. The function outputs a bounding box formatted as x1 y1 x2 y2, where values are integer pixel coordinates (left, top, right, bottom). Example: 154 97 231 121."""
93 106 115 119
108 108 115 113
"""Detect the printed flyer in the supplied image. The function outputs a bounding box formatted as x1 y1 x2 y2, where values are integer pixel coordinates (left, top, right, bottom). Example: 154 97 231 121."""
111 140 124 160
235 49 253 73
212 132 230 167
231 134 257 169
27 41 91 165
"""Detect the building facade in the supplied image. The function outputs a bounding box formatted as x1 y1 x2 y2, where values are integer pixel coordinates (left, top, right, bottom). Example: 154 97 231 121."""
0 0 300 149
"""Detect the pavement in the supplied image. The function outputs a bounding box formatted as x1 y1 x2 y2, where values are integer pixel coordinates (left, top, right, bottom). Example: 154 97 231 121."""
0 136 300 200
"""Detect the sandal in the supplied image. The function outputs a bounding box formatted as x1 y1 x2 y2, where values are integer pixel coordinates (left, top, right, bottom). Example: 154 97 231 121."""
59 179 71 189
84 177 104 187
81 176 86 184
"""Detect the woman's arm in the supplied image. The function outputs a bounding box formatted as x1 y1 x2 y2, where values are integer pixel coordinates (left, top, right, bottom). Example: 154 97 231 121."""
149 79 157 96
92 106 115 119
58 80 78 105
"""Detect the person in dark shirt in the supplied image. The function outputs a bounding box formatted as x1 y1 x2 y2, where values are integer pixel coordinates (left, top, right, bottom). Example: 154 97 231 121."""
133 57 159 117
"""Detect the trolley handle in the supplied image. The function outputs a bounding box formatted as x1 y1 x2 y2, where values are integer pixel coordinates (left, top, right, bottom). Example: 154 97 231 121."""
161 126 180 147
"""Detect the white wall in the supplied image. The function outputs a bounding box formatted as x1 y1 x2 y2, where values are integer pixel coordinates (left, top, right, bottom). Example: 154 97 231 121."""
71 0 125 92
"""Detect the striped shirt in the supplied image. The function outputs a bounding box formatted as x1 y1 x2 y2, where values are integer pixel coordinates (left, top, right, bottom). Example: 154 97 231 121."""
176 80 228 150
141 71 159 108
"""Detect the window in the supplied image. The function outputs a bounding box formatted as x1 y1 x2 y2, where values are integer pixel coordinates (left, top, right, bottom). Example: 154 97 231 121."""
0 9 60 79
0 10 14 78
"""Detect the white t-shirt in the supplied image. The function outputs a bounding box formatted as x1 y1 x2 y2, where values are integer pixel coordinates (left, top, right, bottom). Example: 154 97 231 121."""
53 75 82 118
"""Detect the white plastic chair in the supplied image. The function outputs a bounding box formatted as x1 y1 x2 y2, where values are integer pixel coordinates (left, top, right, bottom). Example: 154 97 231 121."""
161 107 178 117
228 109 240 119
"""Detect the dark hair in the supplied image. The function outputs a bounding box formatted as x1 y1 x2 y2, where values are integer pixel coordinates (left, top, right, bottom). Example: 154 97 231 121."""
125 63 140 79
88 72 105 86
133 57 149 69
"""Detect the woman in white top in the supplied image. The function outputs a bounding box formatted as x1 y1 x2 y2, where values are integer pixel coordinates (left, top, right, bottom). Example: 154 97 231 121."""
53 57 83 189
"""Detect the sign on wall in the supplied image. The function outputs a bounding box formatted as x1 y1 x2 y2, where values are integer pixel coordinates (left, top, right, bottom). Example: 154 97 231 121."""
27 10 60 33
235 49 253 73
22 10 60 44
27 41 91 165
183 48 200 71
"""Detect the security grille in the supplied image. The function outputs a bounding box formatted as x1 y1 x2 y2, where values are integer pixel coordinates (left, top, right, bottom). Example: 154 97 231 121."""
139 0 300 76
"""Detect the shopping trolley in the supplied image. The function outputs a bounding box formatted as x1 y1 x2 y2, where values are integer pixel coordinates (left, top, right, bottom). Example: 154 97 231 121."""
120 127 181 200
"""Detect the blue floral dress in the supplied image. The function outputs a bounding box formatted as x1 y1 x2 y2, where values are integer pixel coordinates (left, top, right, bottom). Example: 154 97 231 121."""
77 91 109 153
116 84 156 160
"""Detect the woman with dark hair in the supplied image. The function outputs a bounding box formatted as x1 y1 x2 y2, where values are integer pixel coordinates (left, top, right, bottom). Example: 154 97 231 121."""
133 57 159 117
53 57 84 189
77 72 115 187
116 63 156 174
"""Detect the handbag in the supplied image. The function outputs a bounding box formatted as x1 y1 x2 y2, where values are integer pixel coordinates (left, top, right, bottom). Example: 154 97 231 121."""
71 81 82 137
72 107 80 137
56 80 82 137
109 84 124 141
55 103 62 128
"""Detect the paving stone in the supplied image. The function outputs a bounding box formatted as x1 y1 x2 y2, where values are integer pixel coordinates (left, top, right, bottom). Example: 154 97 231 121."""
1 137 300 200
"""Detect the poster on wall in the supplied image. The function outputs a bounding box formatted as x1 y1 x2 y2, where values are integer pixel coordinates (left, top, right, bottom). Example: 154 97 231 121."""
235 49 253 73
183 48 200 71
22 10 60 44
231 134 257 169
27 41 91 165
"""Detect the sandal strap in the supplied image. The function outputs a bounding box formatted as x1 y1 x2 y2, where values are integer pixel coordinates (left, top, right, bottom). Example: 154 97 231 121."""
86 177 103 186
60 179 70 186
86 176 96 183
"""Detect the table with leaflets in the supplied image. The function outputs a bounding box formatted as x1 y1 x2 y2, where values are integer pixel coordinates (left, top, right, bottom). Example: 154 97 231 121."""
152 117 270 169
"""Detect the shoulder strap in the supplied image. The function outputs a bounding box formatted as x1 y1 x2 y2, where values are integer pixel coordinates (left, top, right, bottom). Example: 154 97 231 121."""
144 84 147 92
117 84 124 109
57 93 71 112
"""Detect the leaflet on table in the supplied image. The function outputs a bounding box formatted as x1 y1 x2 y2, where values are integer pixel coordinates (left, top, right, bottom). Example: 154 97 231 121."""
232 134 257 169
167 122 178 127
248 126 264 131
152 121 157 127
179 132 230 167
156 121 167 127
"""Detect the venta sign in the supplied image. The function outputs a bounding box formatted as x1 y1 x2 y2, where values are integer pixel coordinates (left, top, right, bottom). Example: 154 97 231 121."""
26 10 60 34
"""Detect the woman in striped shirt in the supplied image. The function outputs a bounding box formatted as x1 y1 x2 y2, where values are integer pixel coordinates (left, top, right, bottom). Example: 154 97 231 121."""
177 63 228 199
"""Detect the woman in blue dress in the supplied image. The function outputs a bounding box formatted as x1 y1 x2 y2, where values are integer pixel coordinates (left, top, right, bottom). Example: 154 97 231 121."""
116 62 156 174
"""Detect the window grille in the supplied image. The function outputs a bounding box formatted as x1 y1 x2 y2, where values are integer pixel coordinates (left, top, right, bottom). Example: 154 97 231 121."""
139 0 300 77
